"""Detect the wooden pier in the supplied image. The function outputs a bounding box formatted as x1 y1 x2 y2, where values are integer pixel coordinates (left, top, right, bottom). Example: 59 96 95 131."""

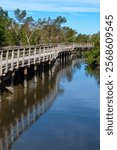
0 43 93 77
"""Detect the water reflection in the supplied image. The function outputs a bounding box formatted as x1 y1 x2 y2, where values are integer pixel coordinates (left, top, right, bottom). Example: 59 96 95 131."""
85 66 100 85
0 55 84 150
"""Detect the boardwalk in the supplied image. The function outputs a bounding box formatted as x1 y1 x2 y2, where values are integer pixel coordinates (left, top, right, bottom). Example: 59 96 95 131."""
0 43 93 78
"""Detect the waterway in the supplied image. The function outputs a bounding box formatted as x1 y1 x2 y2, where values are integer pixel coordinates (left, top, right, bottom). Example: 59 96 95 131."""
0 56 100 150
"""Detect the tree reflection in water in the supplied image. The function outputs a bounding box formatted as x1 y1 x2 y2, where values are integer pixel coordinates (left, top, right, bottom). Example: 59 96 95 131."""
85 65 100 85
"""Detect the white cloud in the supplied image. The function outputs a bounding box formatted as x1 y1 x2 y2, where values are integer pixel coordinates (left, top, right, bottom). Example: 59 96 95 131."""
0 0 100 12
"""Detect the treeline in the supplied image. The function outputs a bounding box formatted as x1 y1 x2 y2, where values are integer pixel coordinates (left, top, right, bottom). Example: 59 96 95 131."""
0 7 100 68
85 32 100 68
0 7 77 46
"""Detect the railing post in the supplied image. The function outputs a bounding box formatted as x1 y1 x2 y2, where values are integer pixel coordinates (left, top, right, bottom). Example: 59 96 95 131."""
39 47 41 63
28 48 31 66
34 47 36 64
22 48 25 67
11 49 14 71
5 50 9 73
43 47 45 62
16 49 20 69
47 47 50 61
56 45 59 58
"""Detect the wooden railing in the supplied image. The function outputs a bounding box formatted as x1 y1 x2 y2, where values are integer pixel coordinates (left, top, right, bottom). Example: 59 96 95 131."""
0 43 94 76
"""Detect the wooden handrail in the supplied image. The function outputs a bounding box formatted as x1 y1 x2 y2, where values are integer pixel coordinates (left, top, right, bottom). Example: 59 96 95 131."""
0 43 94 76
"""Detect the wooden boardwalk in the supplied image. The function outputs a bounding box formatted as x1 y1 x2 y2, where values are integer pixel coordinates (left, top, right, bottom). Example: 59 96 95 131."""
0 43 93 77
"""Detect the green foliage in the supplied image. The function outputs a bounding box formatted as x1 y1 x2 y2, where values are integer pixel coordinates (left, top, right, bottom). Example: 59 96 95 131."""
0 23 6 46
85 32 100 68
86 47 100 67
0 7 11 46
14 9 27 23
63 27 77 42
0 7 77 46
75 34 91 43
54 16 67 27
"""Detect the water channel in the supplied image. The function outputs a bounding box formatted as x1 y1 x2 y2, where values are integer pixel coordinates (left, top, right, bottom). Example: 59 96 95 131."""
0 55 100 150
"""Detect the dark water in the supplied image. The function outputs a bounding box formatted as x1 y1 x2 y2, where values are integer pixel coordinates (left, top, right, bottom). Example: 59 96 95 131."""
0 56 100 150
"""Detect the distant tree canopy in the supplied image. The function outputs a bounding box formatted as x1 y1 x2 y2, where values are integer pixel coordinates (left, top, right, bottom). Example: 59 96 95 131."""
0 7 77 46
0 7 100 68
0 7 99 46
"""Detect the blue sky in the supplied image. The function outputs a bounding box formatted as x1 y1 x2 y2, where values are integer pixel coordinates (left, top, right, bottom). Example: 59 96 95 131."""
0 0 100 34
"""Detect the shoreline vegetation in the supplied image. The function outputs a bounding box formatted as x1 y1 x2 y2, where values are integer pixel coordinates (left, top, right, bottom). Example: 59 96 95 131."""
0 7 100 69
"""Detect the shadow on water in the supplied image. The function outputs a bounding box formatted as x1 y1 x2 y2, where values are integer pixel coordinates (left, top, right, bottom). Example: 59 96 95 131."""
0 55 85 150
